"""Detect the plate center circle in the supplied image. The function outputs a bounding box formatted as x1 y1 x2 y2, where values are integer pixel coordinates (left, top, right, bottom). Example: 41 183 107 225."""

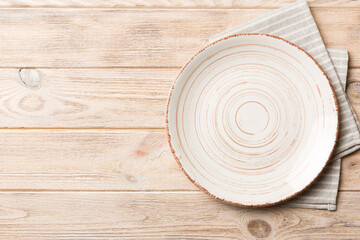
236 101 269 135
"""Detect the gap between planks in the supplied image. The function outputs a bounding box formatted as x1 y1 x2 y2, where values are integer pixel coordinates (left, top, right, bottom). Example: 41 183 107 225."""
0 189 200 193
0 66 181 69
0 0 359 9
0 128 166 132
0 189 355 192
0 6 358 10
2 66 360 70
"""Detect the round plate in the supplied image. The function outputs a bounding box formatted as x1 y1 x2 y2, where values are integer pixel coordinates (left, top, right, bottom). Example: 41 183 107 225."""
166 33 338 207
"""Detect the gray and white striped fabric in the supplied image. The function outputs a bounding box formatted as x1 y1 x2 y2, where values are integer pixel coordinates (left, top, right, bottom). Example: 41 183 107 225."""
284 49 348 210
209 0 360 210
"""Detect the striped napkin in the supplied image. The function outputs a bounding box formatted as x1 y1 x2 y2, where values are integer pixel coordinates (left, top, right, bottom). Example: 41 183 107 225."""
209 0 360 210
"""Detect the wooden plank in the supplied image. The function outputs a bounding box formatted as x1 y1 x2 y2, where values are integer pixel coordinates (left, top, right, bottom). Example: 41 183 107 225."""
0 130 196 190
346 72 360 120
341 151 360 191
343 75 360 191
1 68 360 129
0 191 357 239
0 9 359 68
0 0 360 8
347 66 360 84
0 129 356 191
0 68 174 128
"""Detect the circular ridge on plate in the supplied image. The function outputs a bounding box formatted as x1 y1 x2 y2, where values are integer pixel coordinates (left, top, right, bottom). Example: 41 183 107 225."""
166 33 339 207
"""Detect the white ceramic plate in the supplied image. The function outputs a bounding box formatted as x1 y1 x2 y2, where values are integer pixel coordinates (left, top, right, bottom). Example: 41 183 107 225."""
166 34 338 207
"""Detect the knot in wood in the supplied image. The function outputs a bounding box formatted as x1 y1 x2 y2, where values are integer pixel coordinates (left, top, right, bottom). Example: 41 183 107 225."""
19 69 41 88
247 219 271 238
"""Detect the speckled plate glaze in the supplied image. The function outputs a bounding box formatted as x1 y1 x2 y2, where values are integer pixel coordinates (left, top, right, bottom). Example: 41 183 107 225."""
166 33 338 207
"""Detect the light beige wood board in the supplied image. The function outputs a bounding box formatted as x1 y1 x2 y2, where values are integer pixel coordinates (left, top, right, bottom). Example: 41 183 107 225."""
0 9 359 68
0 130 196 190
0 68 172 128
347 70 360 117
0 0 359 8
0 68 360 129
0 191 358 239
0 129 357 191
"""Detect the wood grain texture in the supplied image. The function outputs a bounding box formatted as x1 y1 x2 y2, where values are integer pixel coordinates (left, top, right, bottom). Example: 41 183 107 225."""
0 8 360 68
346 70 360 123
0 0 360 8
341 150 360 191
0 130 195 190
0 191 357 239
0 0 356 238
0 68 360 129
0 129 356 191
0 68 173 128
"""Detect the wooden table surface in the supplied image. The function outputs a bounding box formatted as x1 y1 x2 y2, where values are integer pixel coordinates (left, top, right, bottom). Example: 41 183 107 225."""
0 0 360 239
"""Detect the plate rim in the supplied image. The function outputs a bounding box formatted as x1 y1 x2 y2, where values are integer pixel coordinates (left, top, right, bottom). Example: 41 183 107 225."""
165 33 339 207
